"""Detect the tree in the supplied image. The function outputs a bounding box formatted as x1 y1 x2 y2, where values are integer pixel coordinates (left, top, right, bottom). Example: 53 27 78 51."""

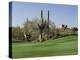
23 18 42 42
12 26 24 40
23 18 32 41
62 24 68 30
72 27 78 35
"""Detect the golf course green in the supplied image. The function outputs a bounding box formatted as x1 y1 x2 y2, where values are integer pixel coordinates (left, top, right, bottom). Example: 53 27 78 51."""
12 35 78 58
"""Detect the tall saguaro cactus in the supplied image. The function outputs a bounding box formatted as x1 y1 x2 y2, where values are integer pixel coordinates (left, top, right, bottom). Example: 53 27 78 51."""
38 10 45 42
38 10 50 42
40 10 44 41
47 10 50 38
41 10 44 25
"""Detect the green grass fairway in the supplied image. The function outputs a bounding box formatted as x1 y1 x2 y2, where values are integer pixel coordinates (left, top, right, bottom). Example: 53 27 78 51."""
12 35 78 58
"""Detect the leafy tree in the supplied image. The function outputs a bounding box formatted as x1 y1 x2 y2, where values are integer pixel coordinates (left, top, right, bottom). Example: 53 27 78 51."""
23 18 42 42
72 27 78 35
23 18 32 41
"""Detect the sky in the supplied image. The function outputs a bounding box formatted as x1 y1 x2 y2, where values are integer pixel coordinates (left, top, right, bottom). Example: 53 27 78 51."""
11 1 78 28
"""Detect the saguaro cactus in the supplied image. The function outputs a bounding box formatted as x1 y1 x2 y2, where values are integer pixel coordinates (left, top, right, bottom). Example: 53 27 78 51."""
38 10 50 42
47 10 50 38
41 10 44 40
38 10 44 41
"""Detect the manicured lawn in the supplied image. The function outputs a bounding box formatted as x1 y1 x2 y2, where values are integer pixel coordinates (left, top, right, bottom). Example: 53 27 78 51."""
12 35 78 58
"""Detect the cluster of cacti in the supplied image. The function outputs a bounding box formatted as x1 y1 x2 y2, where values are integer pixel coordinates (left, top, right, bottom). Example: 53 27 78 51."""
38 10 50 42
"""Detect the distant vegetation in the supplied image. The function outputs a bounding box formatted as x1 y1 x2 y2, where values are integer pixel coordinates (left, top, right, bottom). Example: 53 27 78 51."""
12 10 78 43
